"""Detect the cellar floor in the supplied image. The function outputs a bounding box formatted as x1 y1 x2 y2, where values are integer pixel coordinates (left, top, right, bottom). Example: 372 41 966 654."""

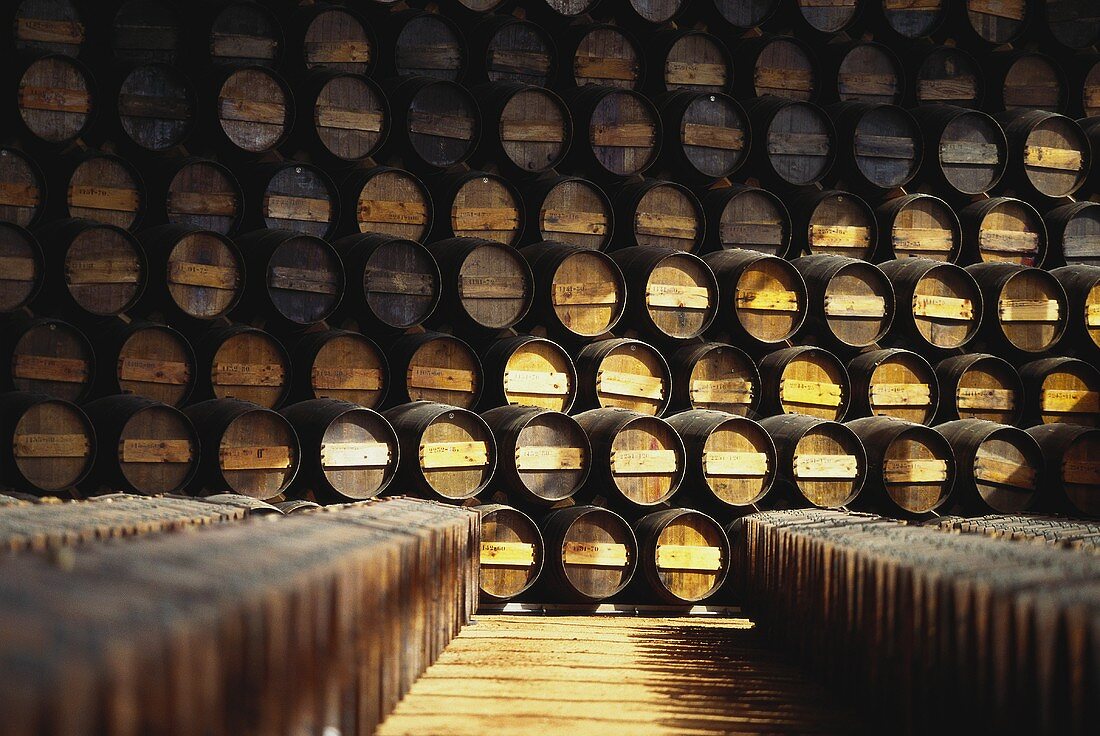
377 614 864 735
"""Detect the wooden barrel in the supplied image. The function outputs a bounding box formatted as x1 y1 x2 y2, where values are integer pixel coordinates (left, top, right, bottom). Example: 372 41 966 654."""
958 0 1029 46
701 0 781 29
110 0 182 64
788 189 876 260
988 51 1067 113
935 418 1039 514
386 76 480 172
1045 0 1100 50
845 416 954 516
113 63 195 153
935 353 1023 425
821 41 904 106
996 109 1089 200
385 332 482 409
82 395 198 495
527 0 600 21
0 391 94 495
152 157 243 236
669 343 759 416
380 9 467 81
656 91 748 183
477 504 544 601
288 2 374 74
734 35 817 102
665 409 776 511
480 336 577 413
136 224 244 323
966 262 1067 354
759 413 866 508
468 15 555 86
184 398 299 500
340 166 432 242
0 146 46 228
793 255 895 350
1019 357 1100 428
35 218 147 318
519 176 613 250
0 317 93 402
701 185 792 257
426 237 533 333
611 179 705 252
574 407 685 507
14 53 95 147
1049 265 1100 358
480 405 590 505
52 150 145 231
957 197 1046 267
206 0 282 66
296 71 387 164
632 508 730 604
847 348 939 426
788 0 861 34
94 320 195 408
331 232 441 333
704 249 807 347
759 346 850 421
280 399 399 502
1078 57 1100 119
474 83 570 177
911 105 1006 196
559 22 642 90
210 65 293 155
827 102 923 192
908 45 983 108
191 323 291 410
429 171 524 246
565 85 660 180
517 242 626 339
539 505 637 603
574 338 670 416
649 30 732 94
879 257 983 352
0 222 43 313
1026 423 1100 517
382 400 496 501
875 194 961 262
12 0 84 56
615 0 685 25
1046 203 1100 267
743 97 835 189
242 162 339 239
611 247 717 341
234 229 343 327
876 0 947 39
288 329 387 409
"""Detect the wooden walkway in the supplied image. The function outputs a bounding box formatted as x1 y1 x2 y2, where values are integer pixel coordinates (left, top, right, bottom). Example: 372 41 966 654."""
377 615 863 735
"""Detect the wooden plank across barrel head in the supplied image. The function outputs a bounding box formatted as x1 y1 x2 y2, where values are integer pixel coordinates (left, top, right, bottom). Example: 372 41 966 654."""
735 35 818 102
666 409 776 512
426 237 533 334
705 249 807 347
298 71 387 164
137 224 244 323
234 229 343 327
611 247 717 341
966 263 1067 355
574 338 671 416
846 416 954 516
560 22 642 89
760 413 866 508
385 332 482 409
823 41 904 105
650 30 732 94
185 398 299 499
82 395 198 495
480 335 577 413
480 405 590 505
110 0 183 64
477 504 544 601
0 222 43 313
211 65 292 155
332 232 440 334
13 0 85 56
56 151 145 231
759 345 850 421
657 91 748 183
848 348 939 426
702 185 792 257
936 418 1039 514
0 147 46 228
827 102 922 191
114 63 195 153
207 0 282 66
281 399 399 502
989 52 1067 113
15 53 95 147
469 15 555 87
291 3 374 74
475 82 570 176
935 353 1023 426
875 194 961 263
36 218 147 318
996 109 1089 200
383 400 496 501
1049 265 1100 359
1027 423 1100 517
382 9 467 81
192 324 291 410
612 179 704 251
909 46 983 108
154 157 243 236
669 343 759 417
744 97 835 189
1019 357 1100 428
632 508 730 604
95 320 195 408
793 255 895 350
958 197 1045 267
289 330 387 409
880 258 983 352
789 189 877 260
388 76 480 172
430 171 524 246
520 176 614 251
1 317 93 402
0 391 94 495
1046 203 1100 268
912 105 1006 196
574 408 685 508
517 242 626 339
539 505 637 603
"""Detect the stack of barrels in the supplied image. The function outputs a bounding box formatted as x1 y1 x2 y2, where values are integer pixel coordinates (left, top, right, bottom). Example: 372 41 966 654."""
1 0 1098 606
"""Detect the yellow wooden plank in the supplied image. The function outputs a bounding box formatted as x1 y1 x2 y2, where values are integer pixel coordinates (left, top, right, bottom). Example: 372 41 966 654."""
690 379 753 404
974 455 1036 490
823 294 887 318
219 445 292 471
500 122 564 143
168 261 239 290
999 299 1060 322
635 212 699 240
421 441 489 470
552 282 618 305
1040 389 1100 413
515 446 585 471
18 85 91 113
655 545 723 572
357 200 428 226
781 379 843 407
1023 145 1083 171
320 442 391 469
597 371 665 400
793 454 859 480
735 289 800 312
503 371 570 396
563 542 629 567
480 542 535 567
120 439 193 464
811 225 871 248
979 229 1039 253
1088 303 1100 327
69 186 140 212
913 295 973 321
167 191 238 217
453 207 520 232
870 383 933 407
702 451 768 477
15 18 84 44
610 449 678 474
921 77 979 101
645 283 710 309
957 387 1016 410
304 40 371 63
0 182 41 208
12 355 88 383
884 458 948 483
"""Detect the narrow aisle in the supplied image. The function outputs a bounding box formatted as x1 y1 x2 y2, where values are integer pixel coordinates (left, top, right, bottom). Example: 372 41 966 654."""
377 615 863 735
